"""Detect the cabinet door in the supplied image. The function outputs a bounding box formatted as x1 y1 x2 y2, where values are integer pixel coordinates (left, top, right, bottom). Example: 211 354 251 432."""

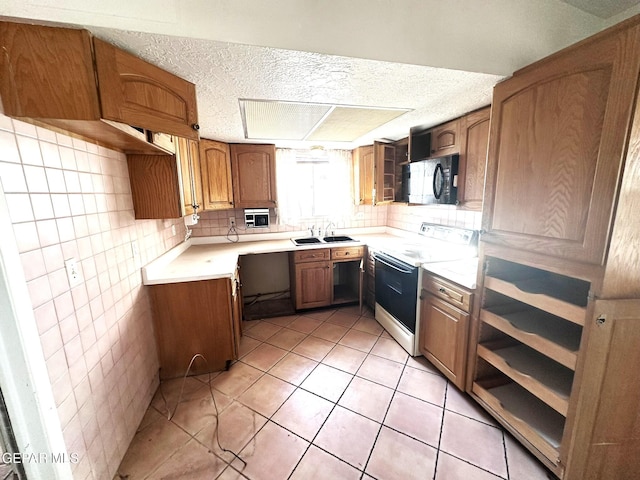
0 21 100 120
419 293 469 390
149 279 236 379
564 299 640 480
127 153 182 219
430 119 459 157
294 261 332 309
230 144 277 208
177 137 203 216
200 139 234 210
94 38 199 140
482 23 640 264
374 141 396 204
458 107 490 209
357 145 375 205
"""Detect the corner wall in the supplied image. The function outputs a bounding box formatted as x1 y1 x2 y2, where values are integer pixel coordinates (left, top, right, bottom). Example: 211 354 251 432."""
0 114 186 479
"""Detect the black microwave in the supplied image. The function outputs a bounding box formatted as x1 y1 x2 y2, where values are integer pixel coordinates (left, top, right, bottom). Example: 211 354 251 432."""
406 154 459 205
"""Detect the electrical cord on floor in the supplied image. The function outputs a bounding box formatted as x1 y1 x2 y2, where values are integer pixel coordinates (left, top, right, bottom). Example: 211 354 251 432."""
158 353 246 467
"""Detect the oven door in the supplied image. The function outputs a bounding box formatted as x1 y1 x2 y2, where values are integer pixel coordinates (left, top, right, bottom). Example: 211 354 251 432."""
374 252 419 333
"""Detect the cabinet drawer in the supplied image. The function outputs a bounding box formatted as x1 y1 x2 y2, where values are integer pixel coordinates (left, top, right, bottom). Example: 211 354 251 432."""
331 246 364 260
293 249 330 263
422 274 472 312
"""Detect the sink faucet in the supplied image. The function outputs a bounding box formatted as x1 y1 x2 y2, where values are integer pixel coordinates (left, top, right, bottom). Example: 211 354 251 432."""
324 221 336 237
309 224 316 236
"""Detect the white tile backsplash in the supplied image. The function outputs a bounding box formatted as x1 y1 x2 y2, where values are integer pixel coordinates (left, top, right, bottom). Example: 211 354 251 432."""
0 113 185 479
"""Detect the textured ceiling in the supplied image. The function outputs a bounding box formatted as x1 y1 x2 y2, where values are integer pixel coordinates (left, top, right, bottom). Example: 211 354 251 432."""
8 1 637 149
89 27 503 148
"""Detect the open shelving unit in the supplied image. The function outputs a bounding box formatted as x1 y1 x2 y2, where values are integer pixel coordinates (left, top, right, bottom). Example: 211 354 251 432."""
374 141 396 203
471 256 590 470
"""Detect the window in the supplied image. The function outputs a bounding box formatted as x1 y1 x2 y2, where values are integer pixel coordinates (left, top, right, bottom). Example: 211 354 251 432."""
275 148 353 226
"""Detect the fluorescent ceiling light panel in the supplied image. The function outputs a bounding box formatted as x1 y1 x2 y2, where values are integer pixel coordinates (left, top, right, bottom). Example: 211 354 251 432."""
307 106 409 142
240 100 331 140
240 99 411 142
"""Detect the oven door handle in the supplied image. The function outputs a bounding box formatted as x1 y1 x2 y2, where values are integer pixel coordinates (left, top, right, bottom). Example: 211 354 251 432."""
373 253 415 274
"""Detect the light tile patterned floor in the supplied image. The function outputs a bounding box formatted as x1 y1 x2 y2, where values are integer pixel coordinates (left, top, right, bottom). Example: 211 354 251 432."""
115 306 552 480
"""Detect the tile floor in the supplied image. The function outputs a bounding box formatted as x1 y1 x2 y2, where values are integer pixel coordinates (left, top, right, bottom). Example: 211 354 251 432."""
115 306 552 480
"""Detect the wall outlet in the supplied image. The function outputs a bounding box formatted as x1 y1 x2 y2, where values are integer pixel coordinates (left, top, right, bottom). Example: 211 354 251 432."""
65 258 82 287
171 224 176 236
229 217 236 228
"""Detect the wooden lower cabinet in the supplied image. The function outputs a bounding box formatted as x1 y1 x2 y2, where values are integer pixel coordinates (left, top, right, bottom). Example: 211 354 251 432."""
293 261 332 309
148 278 239 379
419 273 472 390
290 246 364 310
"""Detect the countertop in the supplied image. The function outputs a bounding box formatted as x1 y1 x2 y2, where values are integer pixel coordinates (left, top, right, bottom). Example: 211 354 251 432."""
142 228 479 289
422 258 479 290
143 229 395 285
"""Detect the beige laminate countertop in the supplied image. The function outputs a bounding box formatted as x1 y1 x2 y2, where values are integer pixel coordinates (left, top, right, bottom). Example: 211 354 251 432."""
422 258 479 290
142 231 400 285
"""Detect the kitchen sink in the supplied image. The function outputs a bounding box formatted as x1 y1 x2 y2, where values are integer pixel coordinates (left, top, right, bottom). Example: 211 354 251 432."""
292 237 323 245
291 235 356 246
323 235 355 243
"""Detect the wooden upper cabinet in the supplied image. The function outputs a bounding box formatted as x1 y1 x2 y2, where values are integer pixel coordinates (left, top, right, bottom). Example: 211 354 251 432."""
374 141 396 204
230 144 277 208
93 39 199 140
128 136 202 219
0 22 100 120
200 139 234 210
482 22 640 265
177 137 203 216
0 21 197 153
457 107 490 210
430 118 459 157
354 145 375 205
127 153 182 219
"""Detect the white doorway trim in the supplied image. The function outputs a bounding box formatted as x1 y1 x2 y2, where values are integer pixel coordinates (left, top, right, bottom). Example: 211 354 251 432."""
0 183 73 479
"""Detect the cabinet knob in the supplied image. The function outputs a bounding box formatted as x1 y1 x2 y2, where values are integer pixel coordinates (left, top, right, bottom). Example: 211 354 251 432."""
192 123 200 130
439 287 446 293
